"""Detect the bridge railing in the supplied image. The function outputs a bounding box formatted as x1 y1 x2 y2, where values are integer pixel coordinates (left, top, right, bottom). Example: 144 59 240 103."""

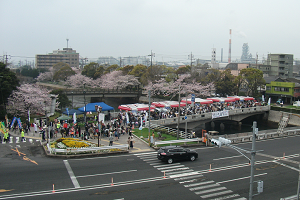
154 138 202 147
145 123 192 139
150 105 270 126
65 88 142 94
211 128 300 144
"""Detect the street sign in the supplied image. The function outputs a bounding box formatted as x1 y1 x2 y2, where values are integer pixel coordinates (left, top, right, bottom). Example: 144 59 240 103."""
184 116 187 120
191 94 195 107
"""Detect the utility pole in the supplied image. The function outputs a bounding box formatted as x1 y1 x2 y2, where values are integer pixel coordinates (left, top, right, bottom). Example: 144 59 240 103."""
148 50 155 79
120 57 122 68
188 52 194 73
249 121 257 200
148 90 151 146
177 85 181 140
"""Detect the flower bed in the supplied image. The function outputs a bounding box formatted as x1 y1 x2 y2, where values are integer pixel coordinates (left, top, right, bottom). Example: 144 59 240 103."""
47 138 126 156
51 138 97 149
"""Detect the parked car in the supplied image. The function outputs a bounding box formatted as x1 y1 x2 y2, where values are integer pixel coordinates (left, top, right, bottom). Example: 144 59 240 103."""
293 101 300 107
157 146 198 164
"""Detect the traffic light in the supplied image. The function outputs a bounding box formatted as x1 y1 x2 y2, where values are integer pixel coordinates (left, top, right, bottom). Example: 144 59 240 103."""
219 137 232 145
210 138 222 147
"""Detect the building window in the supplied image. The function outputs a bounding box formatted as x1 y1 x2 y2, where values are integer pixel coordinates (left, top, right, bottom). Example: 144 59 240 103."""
266 86 271 90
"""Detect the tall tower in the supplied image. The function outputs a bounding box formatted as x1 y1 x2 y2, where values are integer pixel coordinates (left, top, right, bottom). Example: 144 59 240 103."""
66 38 69 48
211 48 216 63
228 29 232 63
221 48 223 62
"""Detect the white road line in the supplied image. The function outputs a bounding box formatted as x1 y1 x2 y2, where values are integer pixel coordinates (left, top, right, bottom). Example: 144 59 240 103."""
29 139 33 143
190 183 220 191
0 176 169 199
201 190 232 198
176 174 204 182
217 173 267 184
63 160 80 188
157 164 185 170
15 137 19 143
76 169 137 178
166 169 193 175
163 167 190 173
195 186 227 195
134 152 157 156
152 163 181 168
184 180 214 188
170 171 200 178
213 155 243 161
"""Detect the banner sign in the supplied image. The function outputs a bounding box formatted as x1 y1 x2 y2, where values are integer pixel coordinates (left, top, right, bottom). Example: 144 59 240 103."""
212 110 229 119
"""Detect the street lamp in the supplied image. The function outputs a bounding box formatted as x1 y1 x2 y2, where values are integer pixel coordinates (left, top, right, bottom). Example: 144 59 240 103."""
83 84 86 124
71 91 74 109
95 105 102 147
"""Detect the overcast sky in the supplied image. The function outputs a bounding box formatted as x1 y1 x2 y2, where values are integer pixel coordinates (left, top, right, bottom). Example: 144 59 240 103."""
1 0 299 65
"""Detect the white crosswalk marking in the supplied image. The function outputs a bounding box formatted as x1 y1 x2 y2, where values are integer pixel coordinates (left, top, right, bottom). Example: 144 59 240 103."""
16 137 20 143
29 139 33 143
137 151 245 199
9 136 13 143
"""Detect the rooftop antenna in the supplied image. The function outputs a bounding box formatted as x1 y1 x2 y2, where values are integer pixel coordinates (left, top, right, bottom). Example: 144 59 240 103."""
66 38 69 48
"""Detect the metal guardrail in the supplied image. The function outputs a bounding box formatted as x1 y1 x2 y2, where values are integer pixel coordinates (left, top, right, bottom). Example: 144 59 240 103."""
49 144 129 155
145 123 191 139
154 138 202 147
212 129 300 144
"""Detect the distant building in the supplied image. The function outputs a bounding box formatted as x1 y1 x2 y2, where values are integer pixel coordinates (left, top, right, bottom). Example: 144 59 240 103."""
240 43 255 63
264 54 293 78
35 48 79 69
225 63 249 76
265 76 300 104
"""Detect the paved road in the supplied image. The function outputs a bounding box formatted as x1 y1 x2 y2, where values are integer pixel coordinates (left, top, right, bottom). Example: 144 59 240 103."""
1 130 300 199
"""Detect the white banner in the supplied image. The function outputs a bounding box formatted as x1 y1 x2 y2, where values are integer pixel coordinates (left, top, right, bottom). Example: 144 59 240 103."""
212 110 229 119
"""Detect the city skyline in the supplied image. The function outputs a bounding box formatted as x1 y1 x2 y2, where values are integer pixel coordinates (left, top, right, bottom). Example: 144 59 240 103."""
1 0 300 65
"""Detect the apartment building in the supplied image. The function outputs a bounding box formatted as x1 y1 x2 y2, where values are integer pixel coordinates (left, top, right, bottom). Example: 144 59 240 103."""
35 48 79 69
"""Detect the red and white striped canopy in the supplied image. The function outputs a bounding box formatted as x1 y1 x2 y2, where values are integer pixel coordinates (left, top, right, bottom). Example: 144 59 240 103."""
227 96 254 101
118 104 155 111
152 101 186 108
207 97 237 102
181 98 213 105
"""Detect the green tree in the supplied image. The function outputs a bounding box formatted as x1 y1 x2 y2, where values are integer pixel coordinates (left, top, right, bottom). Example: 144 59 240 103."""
53 65 75 81
94 65 105 79
104 64 119 74
240 68 265 97
215 68 235 96
0 62 20 119
176 65 191 75
20 65 41 79
129 64 148 85
53 62 68 73
50 89 71 110
82 62 99 79
119 65 134 74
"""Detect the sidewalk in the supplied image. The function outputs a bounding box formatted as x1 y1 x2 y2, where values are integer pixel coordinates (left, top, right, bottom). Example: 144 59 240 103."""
9 128 154 153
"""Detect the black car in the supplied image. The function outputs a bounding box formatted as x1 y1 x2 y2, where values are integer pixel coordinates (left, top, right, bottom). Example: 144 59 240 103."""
157 146 198 164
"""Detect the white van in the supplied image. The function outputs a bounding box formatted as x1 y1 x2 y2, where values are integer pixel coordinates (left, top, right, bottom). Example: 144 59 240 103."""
293 101 300 107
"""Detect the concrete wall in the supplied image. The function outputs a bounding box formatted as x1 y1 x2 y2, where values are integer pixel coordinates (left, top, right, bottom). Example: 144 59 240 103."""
268 110 300 126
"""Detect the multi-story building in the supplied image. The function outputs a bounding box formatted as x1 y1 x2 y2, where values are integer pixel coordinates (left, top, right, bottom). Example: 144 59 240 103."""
265 77 300 104
35 48 79 69
265 54 293 78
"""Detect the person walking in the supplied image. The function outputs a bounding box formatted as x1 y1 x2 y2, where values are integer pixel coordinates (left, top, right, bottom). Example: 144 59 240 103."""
109 133 114 146
3 130 9 143
21 129 25 141
130 136 134 149
127 137 131 150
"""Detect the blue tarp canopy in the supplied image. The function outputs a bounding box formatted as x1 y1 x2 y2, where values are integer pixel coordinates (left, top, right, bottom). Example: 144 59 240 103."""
63 109 85 115
78 102 114 112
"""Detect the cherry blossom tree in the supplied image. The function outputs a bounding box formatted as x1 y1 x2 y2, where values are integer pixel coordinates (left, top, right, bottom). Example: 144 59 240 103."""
6 84 57 117
64 74 94 88
144 74 215 100
100 71 140 89
36 71 54 82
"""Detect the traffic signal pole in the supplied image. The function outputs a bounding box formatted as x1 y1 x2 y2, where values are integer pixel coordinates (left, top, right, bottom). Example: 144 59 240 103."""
249 121 257 200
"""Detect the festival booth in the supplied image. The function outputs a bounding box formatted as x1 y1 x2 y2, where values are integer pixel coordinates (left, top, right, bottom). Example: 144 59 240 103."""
206 97 237 103
227 96 254 101
118 103 155 111
78 102 114 112
151 101 186 108
181 98 213 105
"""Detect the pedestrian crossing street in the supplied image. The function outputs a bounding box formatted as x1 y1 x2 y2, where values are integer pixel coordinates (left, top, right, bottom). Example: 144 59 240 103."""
2 136 41 145
135 152 246 200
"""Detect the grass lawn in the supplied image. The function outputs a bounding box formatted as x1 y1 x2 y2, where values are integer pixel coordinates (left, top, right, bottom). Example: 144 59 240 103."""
132 127 201 147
